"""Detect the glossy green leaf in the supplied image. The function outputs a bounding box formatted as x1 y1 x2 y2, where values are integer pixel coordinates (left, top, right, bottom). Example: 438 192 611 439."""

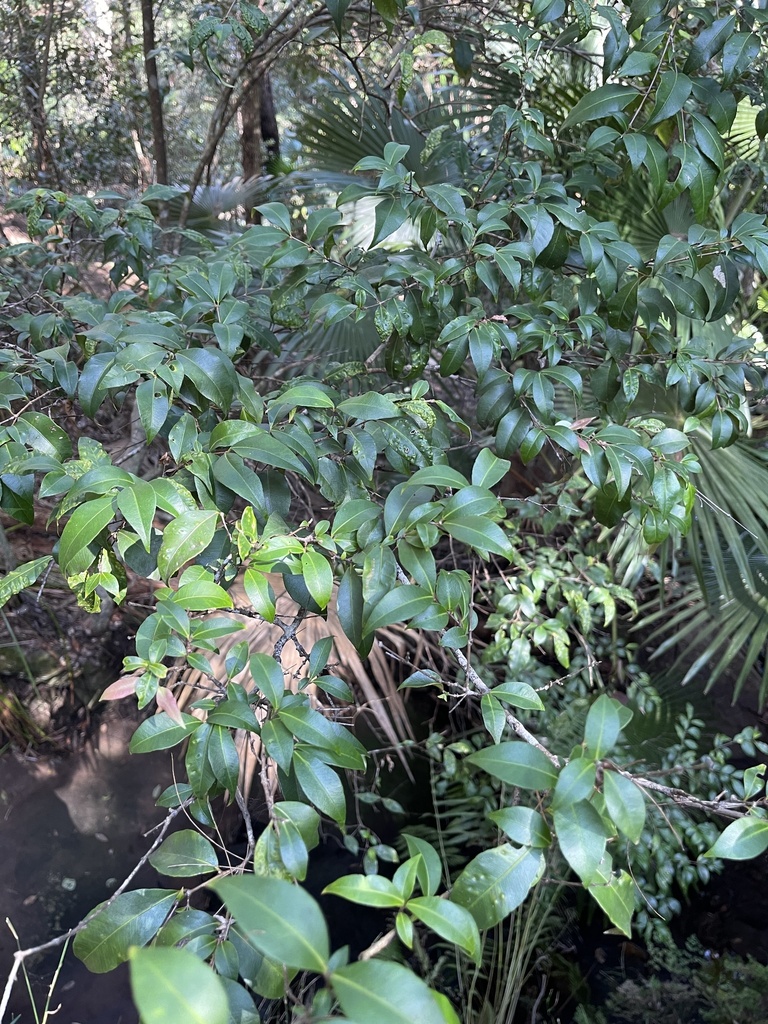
553 800 609 884
207 700 261 733
586 855 635 937
269 824 305 882
73 889 177 973
373 197 410 244
688 154 719 223
441 516 513 558
116 481 157 552
584 694 621 758
274 801 321 876
151 478 198 517
331 960 446 1024
450 844 543 929
396 911 413 949
481 693 505 743
398 541 437 592
278 703 366 770
129 712 201 753
466 741 559 790
220 977 260 1024
690 112 725 170
649 428 690 455
155 908 216 947
603 771 646 843
711 410 738 449
210 876 330 973
306 205 343 242
364 584 434 635
662 273 709 319
149 829 219 877
331 498 382 537
229 927 292 999
301 548 333 610
561 85 638 131
552 757 596 810
249 652 284 707
491 681 544 711
408 896 481 961
336 566 364 649
489 807 551 848
442 486 499 521
185 723 216 798
617 50 657 76
643 136 669 198
261 719 293 772
58 495 115 575
337 392 400 421
722 32 760 84
17 411 72 459
471 448 511 489
157 510 218 581
323 874 404 908
403 834 443 897
1 472 33 525
409 465 469 489
176 348 237 411
77 353 115 416
392 858 419 903
211 420 269 450
171 581 233 611
231 429 311 477
644 71 692 128
292 748 346 824
494 247 522 290
277 384 335 409
0 556 51 608
212 453 265 512
704 815 768 860
136 378 169 443
254 202 291 232
683 15 735 73
242 568 276 622
207 724 241 794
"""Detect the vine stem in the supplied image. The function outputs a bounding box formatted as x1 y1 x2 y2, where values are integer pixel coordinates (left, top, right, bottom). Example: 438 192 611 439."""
0 801 189 1024
451 646 561 767
394 565 561 767
613 766 766 820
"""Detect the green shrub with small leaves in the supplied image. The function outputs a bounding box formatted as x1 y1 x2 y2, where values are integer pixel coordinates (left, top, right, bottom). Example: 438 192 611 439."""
3 1 768 1021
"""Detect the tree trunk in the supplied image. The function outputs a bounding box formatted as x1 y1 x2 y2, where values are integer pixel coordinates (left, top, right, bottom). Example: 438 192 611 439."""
16 0 60 185
240 77 262 223
140 0 168 184
119 0 153 188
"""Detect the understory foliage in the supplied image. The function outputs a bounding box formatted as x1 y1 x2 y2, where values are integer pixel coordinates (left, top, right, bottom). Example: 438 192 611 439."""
3 0 768 1020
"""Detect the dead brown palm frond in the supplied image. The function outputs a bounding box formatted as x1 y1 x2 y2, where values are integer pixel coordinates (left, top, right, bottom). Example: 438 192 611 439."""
180 574 413 741
116 574 417 800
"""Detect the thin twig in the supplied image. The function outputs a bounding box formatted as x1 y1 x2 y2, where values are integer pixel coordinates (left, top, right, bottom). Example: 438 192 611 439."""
235 787 255 864
452 646 561 767
394 561 560 766
530 971 548 1023
612 765 766 820
359 928 395 961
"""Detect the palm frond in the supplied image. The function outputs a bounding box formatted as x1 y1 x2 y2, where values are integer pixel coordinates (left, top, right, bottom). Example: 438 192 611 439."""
728 99 762 164
639 548 768 705
298 75 426 176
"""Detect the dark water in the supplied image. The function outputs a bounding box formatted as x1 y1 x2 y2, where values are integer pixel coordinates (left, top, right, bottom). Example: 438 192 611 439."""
1 708 177 1024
